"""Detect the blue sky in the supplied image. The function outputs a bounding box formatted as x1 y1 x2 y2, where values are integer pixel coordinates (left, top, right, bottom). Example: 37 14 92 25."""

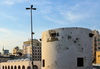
0 0 100 52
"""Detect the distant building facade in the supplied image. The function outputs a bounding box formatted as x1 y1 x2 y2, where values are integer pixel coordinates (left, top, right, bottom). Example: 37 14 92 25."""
2 47 9 55
96 34 100 64
0 55 16 62
0 52 1 56
97 35 100 50
0 56 10 62
13 46 23 56
23 39 41 61
92 30 100 63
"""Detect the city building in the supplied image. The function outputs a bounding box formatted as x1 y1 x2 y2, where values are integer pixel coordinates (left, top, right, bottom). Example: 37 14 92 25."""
2 47 9 55
92 30 100 63
0 56 10 62
0 39 41 69
23 39 41 61
13 46 23 56
0 52 1 56
96 34 100 51
0 55 16 62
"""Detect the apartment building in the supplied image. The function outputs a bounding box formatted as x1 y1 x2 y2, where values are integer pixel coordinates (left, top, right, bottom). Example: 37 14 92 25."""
92 30 100 63
23 39 41 61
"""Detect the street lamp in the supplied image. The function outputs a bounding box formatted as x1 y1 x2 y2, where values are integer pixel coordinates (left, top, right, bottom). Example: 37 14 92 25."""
26 5 36 69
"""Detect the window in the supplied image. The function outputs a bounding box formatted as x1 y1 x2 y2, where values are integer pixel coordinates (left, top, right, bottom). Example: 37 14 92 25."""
33 65 38 69
37 43 39 46
14 66 17 69
98 47 100 50
77 58 84 67
22 66 25 69
98 43 100 45
98 55 100 57
35 56 37 58
57 33 59 36
11 66 13 69
5 66 7 69
98 39 100 41
42 59 45 67
2 66 4 69
27 66 31 69
18 66 21 69
35 53 37 55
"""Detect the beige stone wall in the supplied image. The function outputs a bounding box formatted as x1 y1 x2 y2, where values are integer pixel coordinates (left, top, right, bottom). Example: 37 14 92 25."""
0 61 41 69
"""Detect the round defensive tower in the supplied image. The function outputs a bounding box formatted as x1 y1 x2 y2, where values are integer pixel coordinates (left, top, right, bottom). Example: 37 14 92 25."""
42 27 93 69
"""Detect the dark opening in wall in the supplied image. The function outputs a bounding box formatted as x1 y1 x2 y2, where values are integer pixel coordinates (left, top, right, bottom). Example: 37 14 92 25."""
50 33 56 37
14 66 17 69
57 33 59 36
27 66 31 69
18 66 20 69
89 33 94 37
77 58 84 67
22 66 25 69
2 66 4 69
5 66 7 69
43 59 45 67
11 66 13 69
33 65 38 69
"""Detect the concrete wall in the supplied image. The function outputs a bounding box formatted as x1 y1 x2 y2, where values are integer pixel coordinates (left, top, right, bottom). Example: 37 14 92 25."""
42 27 93 69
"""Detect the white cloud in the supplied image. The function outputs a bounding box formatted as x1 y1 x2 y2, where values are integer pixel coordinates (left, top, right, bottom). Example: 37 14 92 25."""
67 12 79 20
1 0 14 5
40 6 53 14
62 11 87 22
0 13 17 21
37 0 100 25
44 16 68 25
43 10 88 25
34 1 53 14
34 1 52 6
0 28 12 34
0 0 28 5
